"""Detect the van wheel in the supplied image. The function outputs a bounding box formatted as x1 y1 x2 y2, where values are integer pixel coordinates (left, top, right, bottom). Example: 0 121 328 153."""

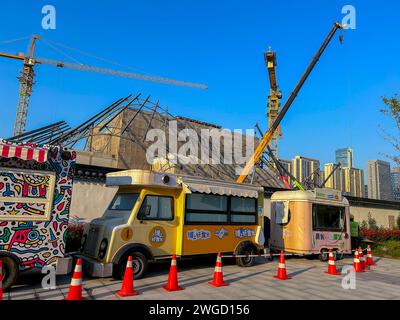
0 256 19 292
319 249 329 262
113 252 148 280
236 245 256 267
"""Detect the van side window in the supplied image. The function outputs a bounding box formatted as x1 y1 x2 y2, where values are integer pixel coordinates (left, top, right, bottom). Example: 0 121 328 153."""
185 193 257 225
185 194 228 223
230 197 257 224
138 195 174 221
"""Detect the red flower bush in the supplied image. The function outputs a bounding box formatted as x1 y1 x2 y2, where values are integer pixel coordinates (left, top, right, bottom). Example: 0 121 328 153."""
360 229 400 242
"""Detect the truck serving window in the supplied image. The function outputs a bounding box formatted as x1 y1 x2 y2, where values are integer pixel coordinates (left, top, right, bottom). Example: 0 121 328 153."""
312 204 345 231
185 193 257 225
108 193 139 211
138 195 174 220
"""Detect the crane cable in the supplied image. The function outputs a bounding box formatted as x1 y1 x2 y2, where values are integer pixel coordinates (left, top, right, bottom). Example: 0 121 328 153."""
40 38 83 65
40 36 154 76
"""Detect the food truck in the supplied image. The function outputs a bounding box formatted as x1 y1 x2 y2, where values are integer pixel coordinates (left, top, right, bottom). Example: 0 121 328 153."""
0 139 76 290
269 188 351 261
79 169 265 279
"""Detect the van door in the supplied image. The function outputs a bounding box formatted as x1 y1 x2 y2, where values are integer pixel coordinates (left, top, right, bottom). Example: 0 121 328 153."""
133 194 177 257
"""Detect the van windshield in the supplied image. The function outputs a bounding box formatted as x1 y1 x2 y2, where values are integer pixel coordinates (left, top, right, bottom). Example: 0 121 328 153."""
108 193 139 211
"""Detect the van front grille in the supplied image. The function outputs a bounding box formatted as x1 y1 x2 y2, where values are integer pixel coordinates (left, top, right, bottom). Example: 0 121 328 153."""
83 225 101 257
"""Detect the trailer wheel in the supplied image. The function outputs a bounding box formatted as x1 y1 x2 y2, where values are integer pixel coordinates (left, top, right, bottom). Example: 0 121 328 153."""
319 249 329 262
113 252 148 280
236 245 256 267
0 256 19 292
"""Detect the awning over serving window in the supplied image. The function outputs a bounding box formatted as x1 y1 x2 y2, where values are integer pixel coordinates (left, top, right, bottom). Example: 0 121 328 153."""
0 140 48 163
181 176 263 198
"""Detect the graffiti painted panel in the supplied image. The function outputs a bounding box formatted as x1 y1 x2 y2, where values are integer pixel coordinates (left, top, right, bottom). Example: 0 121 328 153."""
0 170 51 199
0 202 46 217
0 141 75 271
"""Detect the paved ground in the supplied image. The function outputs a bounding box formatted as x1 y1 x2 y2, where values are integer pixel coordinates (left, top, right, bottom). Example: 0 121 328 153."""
2 255 400 300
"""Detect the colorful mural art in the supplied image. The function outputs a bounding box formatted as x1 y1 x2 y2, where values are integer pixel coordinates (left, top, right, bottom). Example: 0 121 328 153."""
0 139 76 270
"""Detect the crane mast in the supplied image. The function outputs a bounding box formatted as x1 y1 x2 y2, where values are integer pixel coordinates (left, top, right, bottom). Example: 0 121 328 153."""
265 48 282 159
14 35 39 136
236 22 344 184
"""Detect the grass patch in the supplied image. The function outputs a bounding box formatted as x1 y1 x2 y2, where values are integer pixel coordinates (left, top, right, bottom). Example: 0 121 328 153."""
372 240 400 259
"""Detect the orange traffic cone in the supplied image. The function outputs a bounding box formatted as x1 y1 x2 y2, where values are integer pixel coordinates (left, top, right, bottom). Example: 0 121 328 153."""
116 256 140 297
366 245 375 266
358 247 368 270
273 250 291 280
0 260 3 301
324 249 341 275
208 253 229 287
65 258 85 300
353 250 363 273
163 255 183 291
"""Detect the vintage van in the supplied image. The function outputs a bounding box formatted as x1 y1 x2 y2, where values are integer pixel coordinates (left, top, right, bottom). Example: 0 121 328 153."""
79 169 265 279
270 188 351 261
0 139 76 290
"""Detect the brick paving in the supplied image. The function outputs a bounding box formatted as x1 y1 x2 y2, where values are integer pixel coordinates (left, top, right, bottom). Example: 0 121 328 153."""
2 256 400 300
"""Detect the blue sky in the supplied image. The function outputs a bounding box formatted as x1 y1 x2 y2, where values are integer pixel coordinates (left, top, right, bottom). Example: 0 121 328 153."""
0 0 399 173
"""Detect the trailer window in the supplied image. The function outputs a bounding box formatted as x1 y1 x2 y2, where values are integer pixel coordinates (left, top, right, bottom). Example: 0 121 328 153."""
109 193 139 211
274 201 290 225
138 195 174 221
312 204 345 231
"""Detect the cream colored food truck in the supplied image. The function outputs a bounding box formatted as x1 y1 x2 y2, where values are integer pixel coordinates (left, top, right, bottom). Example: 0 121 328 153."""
79 170 265 279
269 188 351 261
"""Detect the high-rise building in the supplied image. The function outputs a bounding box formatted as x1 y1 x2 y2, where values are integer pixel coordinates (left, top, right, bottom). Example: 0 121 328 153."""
391 167 400 201
364 185 368 198
292 156 320 187
323 163 343 190
335 148 353 168
367 160 392 200
278 159 292 175
342 167 364 197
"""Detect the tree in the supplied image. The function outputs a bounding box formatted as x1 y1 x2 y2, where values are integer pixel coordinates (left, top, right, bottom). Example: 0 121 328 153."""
379 94 400 166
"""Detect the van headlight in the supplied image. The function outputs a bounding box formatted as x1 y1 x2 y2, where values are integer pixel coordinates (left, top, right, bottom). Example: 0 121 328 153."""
98 239 108 259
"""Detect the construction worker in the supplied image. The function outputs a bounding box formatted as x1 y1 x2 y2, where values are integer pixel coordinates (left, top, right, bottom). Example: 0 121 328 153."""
350 215 360 250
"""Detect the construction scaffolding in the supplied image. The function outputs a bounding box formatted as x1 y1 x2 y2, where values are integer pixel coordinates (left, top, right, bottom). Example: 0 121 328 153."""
8 94 285 187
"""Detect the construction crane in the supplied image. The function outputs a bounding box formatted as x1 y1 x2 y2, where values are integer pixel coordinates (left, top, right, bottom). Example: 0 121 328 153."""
0 35 208 136
255 123 305 190
265 48 282 158
236 22 344 184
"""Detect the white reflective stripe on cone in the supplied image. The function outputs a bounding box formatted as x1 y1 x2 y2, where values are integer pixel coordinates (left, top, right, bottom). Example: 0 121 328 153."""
217 257 222 263
127 261 133 268
278 263 285 268
71 278 82 286
75 265 82 272
329 260 335 265
354 258 360 263
171 259 177 266
214 266 222 273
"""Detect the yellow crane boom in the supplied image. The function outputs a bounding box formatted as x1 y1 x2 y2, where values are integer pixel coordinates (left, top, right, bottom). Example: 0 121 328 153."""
236 22 344 184
0 35 207 136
